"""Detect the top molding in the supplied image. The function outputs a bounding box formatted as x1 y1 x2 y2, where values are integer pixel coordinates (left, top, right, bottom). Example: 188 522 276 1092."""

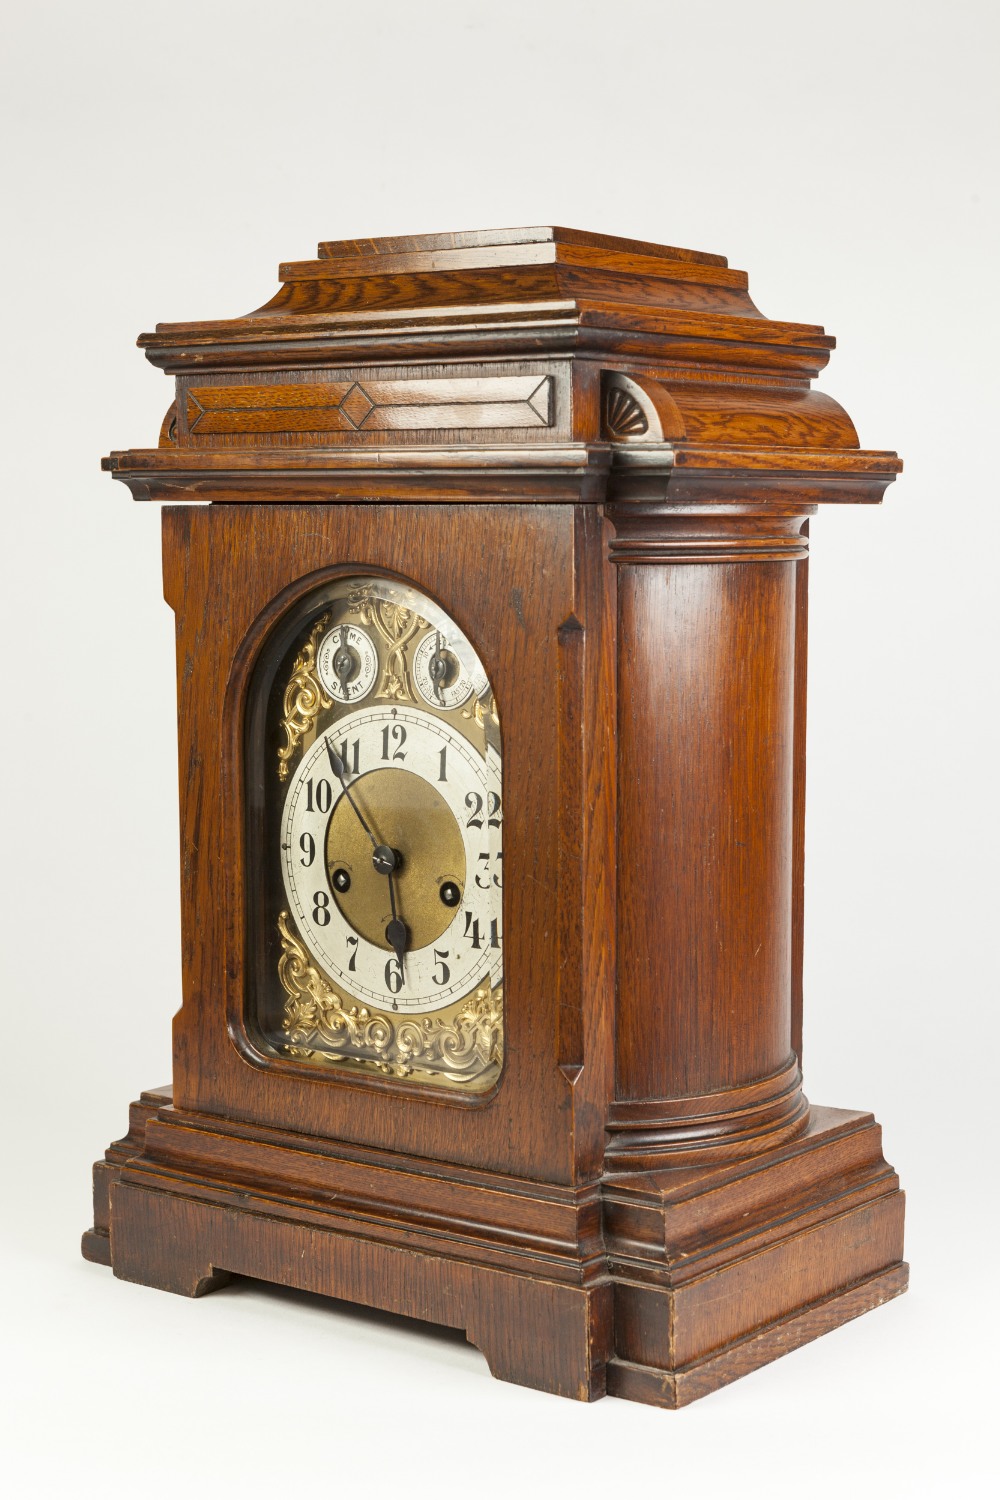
137 224 833 370
106 226 901 508
313 225 730 267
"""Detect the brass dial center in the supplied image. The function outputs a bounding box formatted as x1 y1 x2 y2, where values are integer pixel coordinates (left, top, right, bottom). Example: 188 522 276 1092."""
325 768 466 951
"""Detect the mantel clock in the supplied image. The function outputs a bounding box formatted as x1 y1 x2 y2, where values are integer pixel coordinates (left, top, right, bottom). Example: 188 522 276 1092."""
85 226 906 1407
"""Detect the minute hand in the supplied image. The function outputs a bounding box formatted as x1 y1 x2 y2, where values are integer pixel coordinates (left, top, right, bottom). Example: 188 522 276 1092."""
326 741 378 848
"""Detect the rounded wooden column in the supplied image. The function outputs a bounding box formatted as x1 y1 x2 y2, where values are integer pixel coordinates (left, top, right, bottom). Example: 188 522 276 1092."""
606 507 810 1168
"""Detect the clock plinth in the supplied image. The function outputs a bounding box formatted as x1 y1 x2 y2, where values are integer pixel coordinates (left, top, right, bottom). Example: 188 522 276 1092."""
85 1091 903 1405
85 227 906 1405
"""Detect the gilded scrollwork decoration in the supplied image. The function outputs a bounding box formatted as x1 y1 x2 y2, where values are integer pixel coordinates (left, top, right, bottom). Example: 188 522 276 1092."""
462 692 500 730
277 614 332 781
348 584 428 703
278 912 503 1086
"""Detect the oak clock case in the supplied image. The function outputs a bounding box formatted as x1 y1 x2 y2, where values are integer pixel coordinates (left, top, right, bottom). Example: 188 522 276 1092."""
246 574 503 1091
86 225 906 1411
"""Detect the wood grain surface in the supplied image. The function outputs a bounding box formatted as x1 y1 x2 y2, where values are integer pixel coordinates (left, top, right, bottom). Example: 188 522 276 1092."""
86 226 905 1407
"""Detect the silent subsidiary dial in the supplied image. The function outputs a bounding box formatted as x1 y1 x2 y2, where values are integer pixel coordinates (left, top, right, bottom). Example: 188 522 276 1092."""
317 623 378 703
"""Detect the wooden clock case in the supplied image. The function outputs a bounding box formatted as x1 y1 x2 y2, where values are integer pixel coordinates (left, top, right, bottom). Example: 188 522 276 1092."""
84 227 906 1407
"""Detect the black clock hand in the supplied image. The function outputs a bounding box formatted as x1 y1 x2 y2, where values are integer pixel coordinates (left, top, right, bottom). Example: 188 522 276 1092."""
429 630 448 705
327 737 409 970
382 858 408 973
333 624 353 698
326 740 378 848
374 845 408 974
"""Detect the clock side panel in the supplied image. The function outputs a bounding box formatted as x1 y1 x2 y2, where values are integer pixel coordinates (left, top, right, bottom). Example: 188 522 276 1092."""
161 500 613 1185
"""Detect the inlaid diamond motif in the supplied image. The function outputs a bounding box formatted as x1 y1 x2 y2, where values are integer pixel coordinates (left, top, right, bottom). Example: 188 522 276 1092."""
339 382 375 428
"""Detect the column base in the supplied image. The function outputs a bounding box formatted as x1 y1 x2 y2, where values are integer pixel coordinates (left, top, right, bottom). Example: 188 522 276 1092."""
608 1264 908 1408
83 1094 905 1407
603 1103 907 1405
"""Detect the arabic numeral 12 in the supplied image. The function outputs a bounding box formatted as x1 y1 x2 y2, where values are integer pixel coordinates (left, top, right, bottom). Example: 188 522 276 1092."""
381 723 407 762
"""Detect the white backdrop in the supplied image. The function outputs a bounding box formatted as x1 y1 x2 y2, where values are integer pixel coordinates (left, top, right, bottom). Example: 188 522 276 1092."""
2 2 997 1495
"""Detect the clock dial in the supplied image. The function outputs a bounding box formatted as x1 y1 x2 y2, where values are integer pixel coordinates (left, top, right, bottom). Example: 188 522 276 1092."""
246 575 503 1091
316 623 378 704
281 707 500 1012
412 630 480 709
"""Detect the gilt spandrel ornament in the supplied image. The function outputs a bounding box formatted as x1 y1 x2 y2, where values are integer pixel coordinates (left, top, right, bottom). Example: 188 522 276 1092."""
348 582 427 705
277 614 331 781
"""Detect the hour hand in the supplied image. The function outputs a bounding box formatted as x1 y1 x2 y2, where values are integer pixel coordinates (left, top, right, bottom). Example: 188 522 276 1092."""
375 845 409 972
386 915 408 971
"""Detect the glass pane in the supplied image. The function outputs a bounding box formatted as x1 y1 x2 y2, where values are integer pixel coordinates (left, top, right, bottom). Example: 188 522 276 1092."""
245 575 503 1093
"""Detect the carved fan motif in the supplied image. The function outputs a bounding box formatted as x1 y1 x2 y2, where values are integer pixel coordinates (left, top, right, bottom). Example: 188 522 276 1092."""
158 401 178 447
604 385 649 439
